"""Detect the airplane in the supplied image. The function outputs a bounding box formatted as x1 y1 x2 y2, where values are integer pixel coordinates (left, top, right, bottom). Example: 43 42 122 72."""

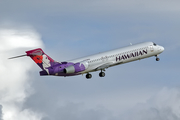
9 42 164 79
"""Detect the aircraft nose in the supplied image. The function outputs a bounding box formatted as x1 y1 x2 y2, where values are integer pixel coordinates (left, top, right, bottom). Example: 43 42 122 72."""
160 46 164 52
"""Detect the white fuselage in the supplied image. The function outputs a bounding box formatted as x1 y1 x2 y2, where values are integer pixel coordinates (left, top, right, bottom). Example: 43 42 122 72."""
69 42 164 74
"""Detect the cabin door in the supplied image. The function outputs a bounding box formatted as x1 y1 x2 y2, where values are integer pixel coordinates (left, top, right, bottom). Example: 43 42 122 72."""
149 45 154 52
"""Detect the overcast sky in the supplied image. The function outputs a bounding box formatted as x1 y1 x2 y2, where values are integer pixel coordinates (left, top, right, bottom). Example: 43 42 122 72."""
0 0 180 120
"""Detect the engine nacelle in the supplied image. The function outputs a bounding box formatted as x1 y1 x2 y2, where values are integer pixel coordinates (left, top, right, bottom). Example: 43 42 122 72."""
64 61 88 74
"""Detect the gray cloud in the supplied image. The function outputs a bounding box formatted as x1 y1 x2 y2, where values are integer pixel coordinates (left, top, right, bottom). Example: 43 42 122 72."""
41 102 116 120
120 87 180 120
23 83 180 120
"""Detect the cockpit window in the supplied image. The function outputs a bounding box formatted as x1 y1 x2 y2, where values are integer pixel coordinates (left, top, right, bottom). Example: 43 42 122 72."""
153 43 157 46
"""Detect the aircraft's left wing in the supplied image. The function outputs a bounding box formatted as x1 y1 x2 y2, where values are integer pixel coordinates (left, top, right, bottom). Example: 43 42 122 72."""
80 61 124 74
95 62 114 71
95 61 123 70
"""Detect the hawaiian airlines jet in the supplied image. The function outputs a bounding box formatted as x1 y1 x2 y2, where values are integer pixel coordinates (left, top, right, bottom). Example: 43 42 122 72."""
9 42 164 79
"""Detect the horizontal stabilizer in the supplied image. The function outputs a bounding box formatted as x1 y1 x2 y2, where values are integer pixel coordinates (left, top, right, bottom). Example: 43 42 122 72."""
8 54 27 59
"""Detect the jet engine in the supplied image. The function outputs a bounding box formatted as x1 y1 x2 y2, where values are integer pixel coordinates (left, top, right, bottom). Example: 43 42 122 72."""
64 61 88 74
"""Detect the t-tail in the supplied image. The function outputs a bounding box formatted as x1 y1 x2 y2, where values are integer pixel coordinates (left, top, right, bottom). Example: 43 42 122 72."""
9 48 59 75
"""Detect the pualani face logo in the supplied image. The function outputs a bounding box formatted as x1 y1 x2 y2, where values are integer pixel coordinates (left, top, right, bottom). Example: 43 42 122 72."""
116 49 148 61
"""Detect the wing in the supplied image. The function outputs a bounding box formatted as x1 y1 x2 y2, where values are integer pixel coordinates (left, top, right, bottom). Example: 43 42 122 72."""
95 61 123 71
80 61 123 74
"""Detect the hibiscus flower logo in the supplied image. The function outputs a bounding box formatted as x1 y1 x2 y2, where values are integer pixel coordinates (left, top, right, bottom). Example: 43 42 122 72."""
32 55 43 64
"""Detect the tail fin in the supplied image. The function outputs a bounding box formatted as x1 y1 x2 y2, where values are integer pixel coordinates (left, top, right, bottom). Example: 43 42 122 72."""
26 48 57 70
